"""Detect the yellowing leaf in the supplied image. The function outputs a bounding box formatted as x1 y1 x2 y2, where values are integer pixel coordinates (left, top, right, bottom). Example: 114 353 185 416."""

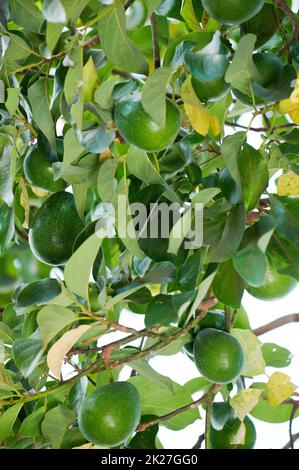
181 0 201 31
230 389 262 421
181 76 221 137
231 329 265 377
47 325 93 379
277 173 299 196
267 372 297 406
279 74 299 124
230 421 246 446
83 56 98 102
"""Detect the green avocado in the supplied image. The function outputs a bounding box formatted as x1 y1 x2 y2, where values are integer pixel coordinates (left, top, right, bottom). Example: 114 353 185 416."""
29 192 84 266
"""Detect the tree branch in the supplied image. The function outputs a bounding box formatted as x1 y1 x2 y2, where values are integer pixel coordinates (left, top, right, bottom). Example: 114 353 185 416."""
0 297 217 407
253 314 299 336
136 384 220 432
150 14 160 69
283 432 299 449
225 121 296 133
277 0 299 51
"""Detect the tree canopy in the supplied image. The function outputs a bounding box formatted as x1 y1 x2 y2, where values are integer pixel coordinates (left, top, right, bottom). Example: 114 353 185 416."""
0 0 299 450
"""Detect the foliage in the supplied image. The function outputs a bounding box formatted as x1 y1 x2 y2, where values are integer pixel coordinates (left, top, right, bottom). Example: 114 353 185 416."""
0 0 299 450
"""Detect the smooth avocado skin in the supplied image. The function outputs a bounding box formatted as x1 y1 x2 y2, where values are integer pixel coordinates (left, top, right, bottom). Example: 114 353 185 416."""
29 192 84 266
78 382 141 447
191 76 230 103
210 416 257 449
184 310 225 358
247 266 297 301
114 98 181 152
201 0 264 25
193 328 244 384
24 147 67 193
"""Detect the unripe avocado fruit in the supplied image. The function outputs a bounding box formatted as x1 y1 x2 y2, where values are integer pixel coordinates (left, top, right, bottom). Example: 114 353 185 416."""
241 4 278 48
78 382 141 447
201 0 264 25
29 192 84 266
114 97 181 152
193 328 244 384
210 416 256 449
191 76 230 103
24 147 67 193
184 310 225 358
246 264 297 301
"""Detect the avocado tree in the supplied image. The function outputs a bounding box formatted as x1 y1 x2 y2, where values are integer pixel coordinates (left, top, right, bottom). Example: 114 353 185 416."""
1 0 299 450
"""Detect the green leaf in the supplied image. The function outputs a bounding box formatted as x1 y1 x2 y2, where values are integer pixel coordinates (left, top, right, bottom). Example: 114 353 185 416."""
28 78 56 150
262 343 292 368
64 46 83 129
185 31 229 81
19 407 45 437
5 87 19 116
207 204 246 262
94 76 124 122
129 375 200 430
15 279 62 311
0 145 15 206
64 232 103 298
0 201 14 256
126 147 180 203
231 329 265 377
168 188 220 255
61 0 90 22
12 333 43 378
181 0 201 31
145 293 190 328
270 195 299 250
132 360 175 393
213 259 245 308
79 126 115 153
238 144 269 211
9 0 43 33
41 405 75 449
250 383 299 423
82 56 98 102
46 22 64 53
221 132 244 187
42 0 66 23
97 158 118 202
142 67 173 127
0 403 23 441
233 245 267 287
113 176 145 258
211 402 235 431
0 322 13 344
97 3 148 75
37 305 77 350
225 34 258 95
62 128 85 168
142 261 176 284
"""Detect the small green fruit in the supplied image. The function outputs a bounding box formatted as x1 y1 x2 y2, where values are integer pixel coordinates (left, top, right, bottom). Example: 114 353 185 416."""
193 328 244 384
29 192 84 266
201 0 264 25
210 416 257 449
78 382 141 447
24 147 67 193
114 97 181 152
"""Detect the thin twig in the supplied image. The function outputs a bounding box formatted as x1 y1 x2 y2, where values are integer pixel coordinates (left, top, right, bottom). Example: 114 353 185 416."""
253 314 299 336
225 121 296 133
150 13 160 69
137 384 220 432
283 432 299 449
